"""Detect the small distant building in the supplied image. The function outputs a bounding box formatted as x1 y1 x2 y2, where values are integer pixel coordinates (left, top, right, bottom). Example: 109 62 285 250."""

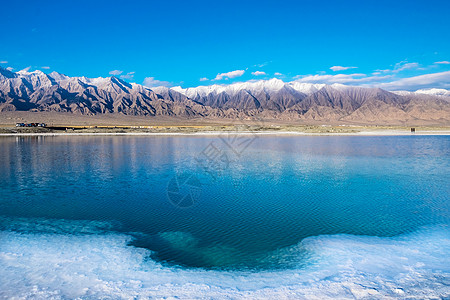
411 127 416 133
15 123 46 128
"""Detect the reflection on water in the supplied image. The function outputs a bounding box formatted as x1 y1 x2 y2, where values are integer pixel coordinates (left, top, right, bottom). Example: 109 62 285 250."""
0 135 449 269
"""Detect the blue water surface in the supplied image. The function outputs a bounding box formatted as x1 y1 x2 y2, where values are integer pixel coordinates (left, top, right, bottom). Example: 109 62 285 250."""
0 135 449 270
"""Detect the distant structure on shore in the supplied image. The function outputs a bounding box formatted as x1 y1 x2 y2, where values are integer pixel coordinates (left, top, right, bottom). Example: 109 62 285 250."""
16 123 46 128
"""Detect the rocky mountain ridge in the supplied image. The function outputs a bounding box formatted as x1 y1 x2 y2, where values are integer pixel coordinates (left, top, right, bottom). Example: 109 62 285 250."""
1 67 449 124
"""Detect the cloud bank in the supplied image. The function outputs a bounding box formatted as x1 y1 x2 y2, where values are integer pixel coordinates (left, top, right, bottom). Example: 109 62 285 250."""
291 60 450 91
293 70 450 91
377 71 450 90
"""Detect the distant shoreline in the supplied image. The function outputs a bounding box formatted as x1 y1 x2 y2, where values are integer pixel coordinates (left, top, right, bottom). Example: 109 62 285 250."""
1 130 449 137
2 114 449 136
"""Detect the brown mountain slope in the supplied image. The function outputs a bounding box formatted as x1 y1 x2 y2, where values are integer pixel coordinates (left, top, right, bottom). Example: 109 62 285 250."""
1 67 449 125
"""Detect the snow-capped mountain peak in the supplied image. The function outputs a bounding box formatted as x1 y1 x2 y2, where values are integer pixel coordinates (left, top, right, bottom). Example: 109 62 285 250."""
1 66 449 124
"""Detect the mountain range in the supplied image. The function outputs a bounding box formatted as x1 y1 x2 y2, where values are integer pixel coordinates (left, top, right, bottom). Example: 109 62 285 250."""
1 67 449 125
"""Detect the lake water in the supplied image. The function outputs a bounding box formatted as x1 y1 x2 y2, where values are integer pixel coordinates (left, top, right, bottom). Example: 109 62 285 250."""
0 135 449 298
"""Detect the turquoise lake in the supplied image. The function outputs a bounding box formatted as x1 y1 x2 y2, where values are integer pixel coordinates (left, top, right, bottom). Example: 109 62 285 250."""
0 135 449 298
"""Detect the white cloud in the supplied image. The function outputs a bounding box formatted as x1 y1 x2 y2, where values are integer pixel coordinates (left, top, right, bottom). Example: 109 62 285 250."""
375 69 391 73
41 66 50 70
393 61 419 72
6 67 13 71
109 70 123 76
377 71 450 91
0 61 7 64
120 72 135 80
372 61 420 75
213 70 245 81
435 61 450 65
294 73 392 85
199 77 209 81
395 63 419 72
143 77 172 88
274 72 283 76
20 66 31 72
251 71 266 76
253 61 271 68
330 66 357 71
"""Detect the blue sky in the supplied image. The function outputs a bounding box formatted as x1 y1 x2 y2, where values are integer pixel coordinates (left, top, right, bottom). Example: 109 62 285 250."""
1 0 450 90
